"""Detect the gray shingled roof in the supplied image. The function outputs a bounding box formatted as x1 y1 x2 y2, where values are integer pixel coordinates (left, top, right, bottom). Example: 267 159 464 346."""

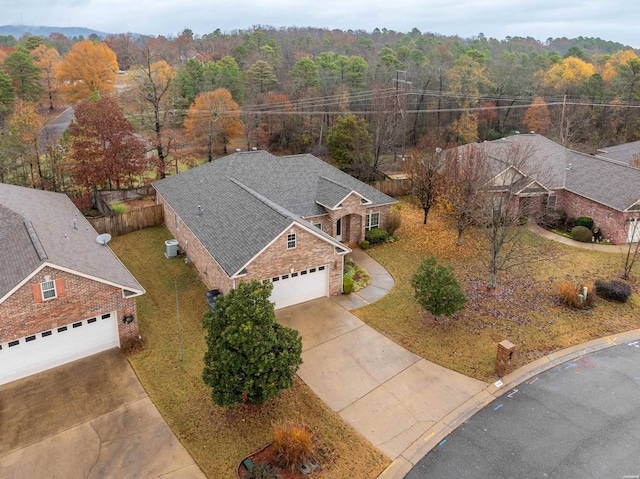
153 151 393 276
597 140 640 166
315 176 368 209
479 134 640 212
0 184 144 300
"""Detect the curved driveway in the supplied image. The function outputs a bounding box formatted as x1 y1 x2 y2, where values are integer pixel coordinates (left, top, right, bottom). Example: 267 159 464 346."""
406 342 640 479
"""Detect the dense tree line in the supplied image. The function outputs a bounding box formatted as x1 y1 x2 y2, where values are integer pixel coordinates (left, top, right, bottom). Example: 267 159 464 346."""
1 26 640 192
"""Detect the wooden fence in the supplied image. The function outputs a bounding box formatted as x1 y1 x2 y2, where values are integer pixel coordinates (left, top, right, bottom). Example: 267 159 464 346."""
87 204 164 237
98 186 155 204
369 179 411 197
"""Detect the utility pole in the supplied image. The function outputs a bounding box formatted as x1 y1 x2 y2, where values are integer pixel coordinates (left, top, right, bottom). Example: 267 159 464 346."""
559 94 567 145
394 70 410 162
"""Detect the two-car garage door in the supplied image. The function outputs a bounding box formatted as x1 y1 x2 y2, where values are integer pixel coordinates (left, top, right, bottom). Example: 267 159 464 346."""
0 312 120 386
270 265 329 310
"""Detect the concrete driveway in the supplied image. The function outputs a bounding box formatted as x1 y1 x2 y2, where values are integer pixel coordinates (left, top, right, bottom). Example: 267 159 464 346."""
0 349 205 479
277 294 487 477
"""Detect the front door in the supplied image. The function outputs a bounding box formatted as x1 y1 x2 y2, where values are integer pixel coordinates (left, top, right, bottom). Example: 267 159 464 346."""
336 218 342 241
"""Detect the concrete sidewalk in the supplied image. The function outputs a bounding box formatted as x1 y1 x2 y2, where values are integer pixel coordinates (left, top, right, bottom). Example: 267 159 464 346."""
527 223 632 253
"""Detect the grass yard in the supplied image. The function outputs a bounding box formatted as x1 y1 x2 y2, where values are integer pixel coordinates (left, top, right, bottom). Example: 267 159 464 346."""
110 227 388 479
354 201 640 382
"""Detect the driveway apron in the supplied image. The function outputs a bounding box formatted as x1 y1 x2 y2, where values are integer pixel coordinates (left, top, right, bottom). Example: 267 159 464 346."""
276 250 487 477
0 349 206 479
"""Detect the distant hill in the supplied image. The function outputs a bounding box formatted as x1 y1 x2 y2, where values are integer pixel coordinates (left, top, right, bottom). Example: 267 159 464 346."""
0 25 111 39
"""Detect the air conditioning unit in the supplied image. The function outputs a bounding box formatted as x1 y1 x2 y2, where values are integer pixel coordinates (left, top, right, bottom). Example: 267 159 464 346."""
164 239 179 258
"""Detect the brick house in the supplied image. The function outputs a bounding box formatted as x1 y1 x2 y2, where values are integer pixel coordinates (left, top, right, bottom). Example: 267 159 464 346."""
0 184 145 386
473 134 640 244
153 151 397 309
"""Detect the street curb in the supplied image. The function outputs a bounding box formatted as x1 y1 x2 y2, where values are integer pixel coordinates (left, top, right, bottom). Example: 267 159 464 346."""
377 328 640 479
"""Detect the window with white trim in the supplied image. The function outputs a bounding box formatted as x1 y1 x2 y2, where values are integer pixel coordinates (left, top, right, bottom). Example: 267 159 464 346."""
365 212 380 231
547 195 557 210
287 233 296 249
41 280 57 300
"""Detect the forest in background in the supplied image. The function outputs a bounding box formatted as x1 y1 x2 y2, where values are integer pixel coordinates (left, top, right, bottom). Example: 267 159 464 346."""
1 25 640 194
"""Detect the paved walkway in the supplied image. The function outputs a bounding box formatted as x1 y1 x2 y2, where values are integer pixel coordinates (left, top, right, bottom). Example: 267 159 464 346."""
527 223 632 253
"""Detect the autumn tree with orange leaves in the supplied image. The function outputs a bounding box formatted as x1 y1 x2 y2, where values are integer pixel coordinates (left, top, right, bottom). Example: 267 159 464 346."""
6 100 43 188
56 40 118 103
30 44 61 110
68 96 146 190
522 97 551 135
184 89 243 161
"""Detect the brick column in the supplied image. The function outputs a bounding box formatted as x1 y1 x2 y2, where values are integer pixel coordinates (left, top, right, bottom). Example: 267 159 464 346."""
495 340 515 377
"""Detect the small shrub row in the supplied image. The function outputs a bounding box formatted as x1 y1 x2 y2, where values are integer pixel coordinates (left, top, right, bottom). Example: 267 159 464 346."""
594 279 632 303
365 227 389 245
557 281 594 309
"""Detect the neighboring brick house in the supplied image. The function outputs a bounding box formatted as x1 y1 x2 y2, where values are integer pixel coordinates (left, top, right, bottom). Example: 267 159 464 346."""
153 151 397 309
0 184 145 386
472 134 640 244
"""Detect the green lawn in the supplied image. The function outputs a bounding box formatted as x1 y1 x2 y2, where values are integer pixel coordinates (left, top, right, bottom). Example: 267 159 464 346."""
354 201 640 382
110 227 388 479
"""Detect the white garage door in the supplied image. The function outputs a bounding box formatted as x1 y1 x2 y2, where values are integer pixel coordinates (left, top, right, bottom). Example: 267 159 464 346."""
270 266 329 310
628 218 640 243
0 312 120 386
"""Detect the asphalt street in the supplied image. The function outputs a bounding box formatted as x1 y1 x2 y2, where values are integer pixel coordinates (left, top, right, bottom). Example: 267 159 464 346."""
39 107 75 151
406 342 640 479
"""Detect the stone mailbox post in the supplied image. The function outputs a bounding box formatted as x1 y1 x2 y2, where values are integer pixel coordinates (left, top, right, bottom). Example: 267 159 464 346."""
496 340 515 377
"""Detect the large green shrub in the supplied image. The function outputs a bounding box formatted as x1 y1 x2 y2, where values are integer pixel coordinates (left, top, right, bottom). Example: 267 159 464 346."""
594 279 632 303
411 257 467 320
202 280 302 408
571 225 593 242
365 227 388 245
576 216 594 229
359 239 370 250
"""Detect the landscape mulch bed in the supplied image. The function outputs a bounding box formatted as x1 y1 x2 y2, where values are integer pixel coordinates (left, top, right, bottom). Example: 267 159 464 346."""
237 442 324 479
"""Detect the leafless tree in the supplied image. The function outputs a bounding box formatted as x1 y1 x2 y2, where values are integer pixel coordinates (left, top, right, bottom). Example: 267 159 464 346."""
622 218 640 280
440 143 488 245
404 134 448 224
460 141 551 290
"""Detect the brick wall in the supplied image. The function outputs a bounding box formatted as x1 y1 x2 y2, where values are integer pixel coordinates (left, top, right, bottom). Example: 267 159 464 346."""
243 223 344 296
554 190 632 244
157 192 234 293
0 266 138 343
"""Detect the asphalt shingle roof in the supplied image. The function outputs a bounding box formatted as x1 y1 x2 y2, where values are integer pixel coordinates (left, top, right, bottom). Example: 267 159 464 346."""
597 140 640 166
153 151 394 276
477 134 640 212
0 183 144 299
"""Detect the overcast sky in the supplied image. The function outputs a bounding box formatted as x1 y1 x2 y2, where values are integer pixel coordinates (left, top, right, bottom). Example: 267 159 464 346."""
3 0 640 48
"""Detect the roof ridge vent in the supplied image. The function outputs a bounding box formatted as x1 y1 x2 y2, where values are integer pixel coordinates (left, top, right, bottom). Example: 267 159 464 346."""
24 220 48 261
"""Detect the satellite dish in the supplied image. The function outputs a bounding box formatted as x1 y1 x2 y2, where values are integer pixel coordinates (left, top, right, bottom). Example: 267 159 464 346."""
96 233 112 245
